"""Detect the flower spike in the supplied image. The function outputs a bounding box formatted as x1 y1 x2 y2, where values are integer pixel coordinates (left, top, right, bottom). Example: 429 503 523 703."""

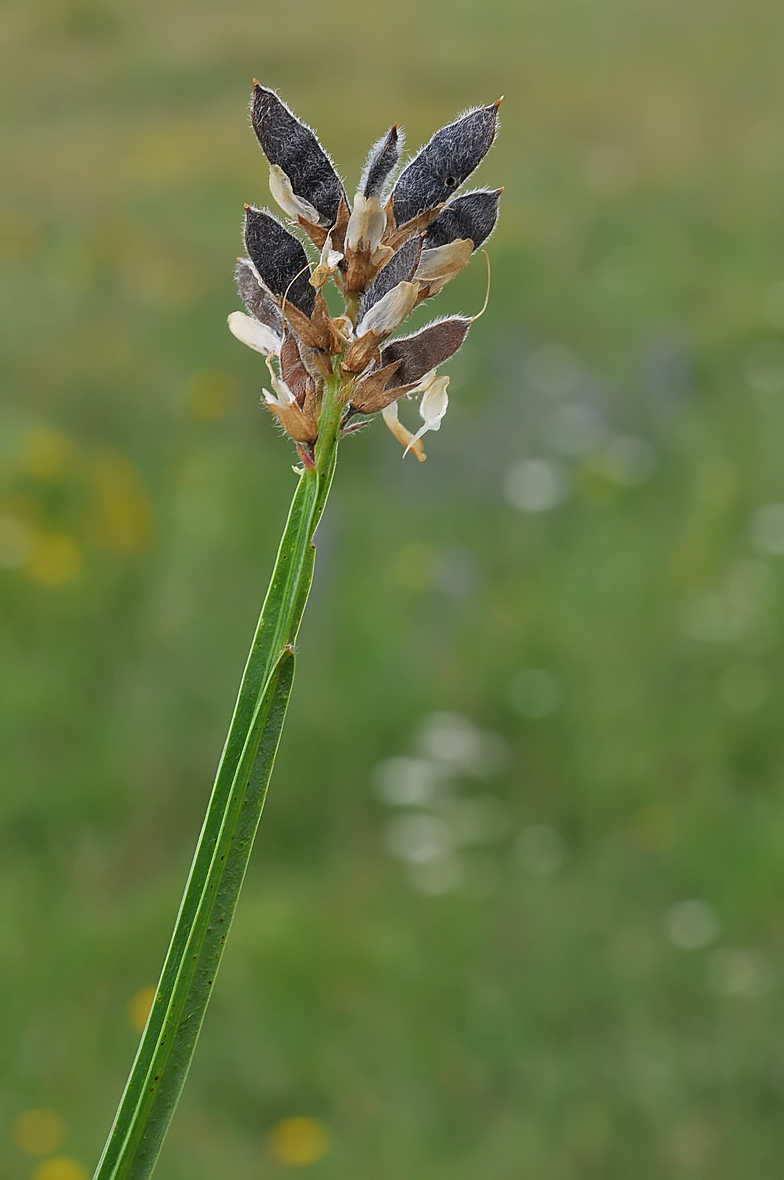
230 89 500 456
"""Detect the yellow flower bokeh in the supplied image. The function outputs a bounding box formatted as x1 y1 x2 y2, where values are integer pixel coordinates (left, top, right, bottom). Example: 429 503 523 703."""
14 1110 66 1156
128 986 157 1034
268 1117 330 1166
22 429 73 482
31 1157 88 1180
26 533 82 586
90 451 153 553
183 368 238 422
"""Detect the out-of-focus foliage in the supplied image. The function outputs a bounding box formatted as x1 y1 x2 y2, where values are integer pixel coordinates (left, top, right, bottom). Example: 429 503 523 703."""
3 0 784 1176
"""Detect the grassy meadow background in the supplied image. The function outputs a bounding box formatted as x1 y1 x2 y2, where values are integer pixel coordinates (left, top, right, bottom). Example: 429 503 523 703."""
4 0 784 1175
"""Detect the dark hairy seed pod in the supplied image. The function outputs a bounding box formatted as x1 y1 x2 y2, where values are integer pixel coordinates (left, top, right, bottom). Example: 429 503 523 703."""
251 84 345 225
358 235 422 320
380 317 471 386
361 126 401 198
423 188 502 251
235 259 284 336
392 103 500 226
243 206 315 317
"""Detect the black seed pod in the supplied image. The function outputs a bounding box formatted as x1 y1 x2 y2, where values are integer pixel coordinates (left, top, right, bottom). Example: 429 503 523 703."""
423 189 502 251
392 103 500 226
251 84 345 225
361 126 401 198
358 235 422 320
236 259 284 336
381 317 471 386
243 207 315 317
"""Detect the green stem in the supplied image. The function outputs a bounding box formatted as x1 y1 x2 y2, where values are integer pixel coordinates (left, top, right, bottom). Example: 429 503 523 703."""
93 371 343 1180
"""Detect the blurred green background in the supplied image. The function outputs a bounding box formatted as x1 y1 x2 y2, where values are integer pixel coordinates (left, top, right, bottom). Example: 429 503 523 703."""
4 0 784 1175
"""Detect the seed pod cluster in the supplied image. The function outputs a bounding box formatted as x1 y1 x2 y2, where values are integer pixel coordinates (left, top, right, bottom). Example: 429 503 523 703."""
228 83 501 461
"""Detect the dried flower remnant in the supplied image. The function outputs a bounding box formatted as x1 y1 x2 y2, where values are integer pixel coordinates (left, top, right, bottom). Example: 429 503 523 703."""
344 127 402 287
229 85 501 460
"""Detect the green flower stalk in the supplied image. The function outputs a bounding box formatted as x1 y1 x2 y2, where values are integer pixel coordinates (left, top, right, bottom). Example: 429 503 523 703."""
93 83 501 1180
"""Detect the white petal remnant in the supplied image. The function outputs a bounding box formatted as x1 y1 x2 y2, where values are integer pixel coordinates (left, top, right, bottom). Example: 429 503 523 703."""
227 311 282 356
263 377 296 407
404 369 450 453
268 164 325 225
356 281 419 337
345 193 387 254
418 373 449 429
261 354 296 407
260 355 319 443
414 238 473 292
330 314 353 341
309 232 344 288
381 400 426 462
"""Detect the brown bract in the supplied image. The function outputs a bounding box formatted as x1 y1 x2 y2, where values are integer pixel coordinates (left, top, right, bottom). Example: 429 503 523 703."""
341 331 386 375
342 242 393 295
279 331 314 403
281 291 344 355
342 206 441 294
382 203 443 251
350 363 419 414
298 196 350 255
265 399 319 444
